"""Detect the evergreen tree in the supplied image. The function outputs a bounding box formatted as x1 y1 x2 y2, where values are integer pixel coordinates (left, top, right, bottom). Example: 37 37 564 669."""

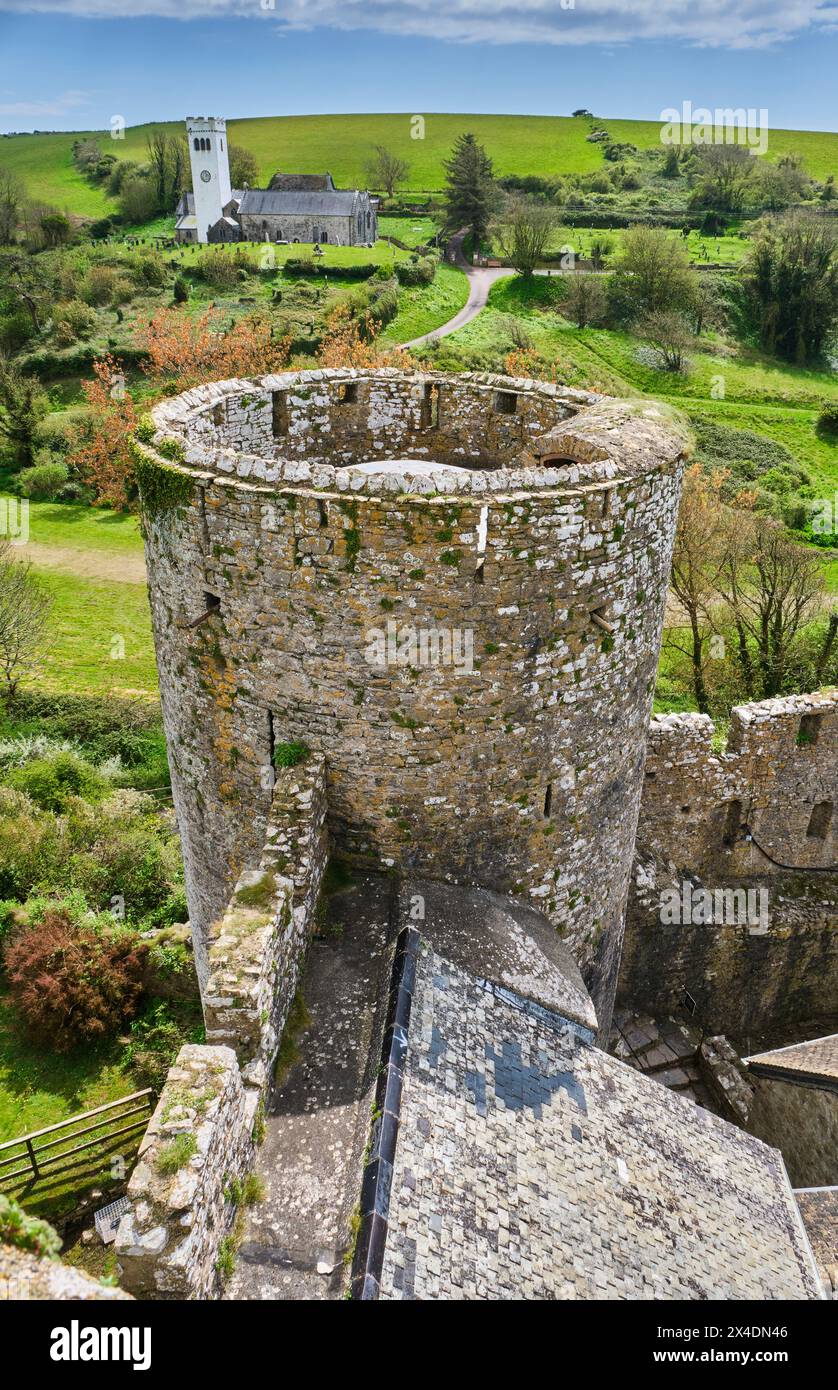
442 133 496 247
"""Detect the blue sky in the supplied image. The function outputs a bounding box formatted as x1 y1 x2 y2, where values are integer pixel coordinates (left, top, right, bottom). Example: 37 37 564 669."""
0 4 836 135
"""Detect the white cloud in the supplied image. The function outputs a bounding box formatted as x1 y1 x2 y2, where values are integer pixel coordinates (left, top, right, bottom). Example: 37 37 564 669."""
1 0 836 50
0 90 91 118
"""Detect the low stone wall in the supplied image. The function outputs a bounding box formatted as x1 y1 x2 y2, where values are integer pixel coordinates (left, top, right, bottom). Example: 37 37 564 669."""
203 755 328 1090
618 691 838 1035
115 756 328 1298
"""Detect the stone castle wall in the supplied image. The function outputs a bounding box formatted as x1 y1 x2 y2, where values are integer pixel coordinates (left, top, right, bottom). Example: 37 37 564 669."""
115 758 327 1299
747 1073 838 1188
619 691 838 1033
139 369 688 1030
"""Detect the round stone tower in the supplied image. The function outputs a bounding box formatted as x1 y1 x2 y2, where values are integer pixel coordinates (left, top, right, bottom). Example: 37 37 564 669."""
138 368 688 1030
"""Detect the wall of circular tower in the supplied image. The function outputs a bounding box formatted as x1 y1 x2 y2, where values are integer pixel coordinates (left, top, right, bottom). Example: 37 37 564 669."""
138 369 688 1030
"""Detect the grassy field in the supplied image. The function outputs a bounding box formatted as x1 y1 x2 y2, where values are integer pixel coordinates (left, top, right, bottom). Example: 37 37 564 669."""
37 568 157 698
379 262 469 344
542 224 752 265
5 112 838 215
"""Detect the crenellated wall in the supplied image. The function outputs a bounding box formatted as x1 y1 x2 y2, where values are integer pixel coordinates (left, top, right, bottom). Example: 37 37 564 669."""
138 369 688 1032
618 691 838 1034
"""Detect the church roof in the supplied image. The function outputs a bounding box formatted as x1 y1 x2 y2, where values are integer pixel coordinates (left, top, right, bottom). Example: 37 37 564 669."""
268 171 336 192
238 188 362 216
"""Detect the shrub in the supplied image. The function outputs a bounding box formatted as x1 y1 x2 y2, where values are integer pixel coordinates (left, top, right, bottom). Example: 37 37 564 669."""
173 276 189 304
4 908 148 1050
817 401 838 436
273 740 309 768
17 459 70 500
199 251 241 292
124 999 203 1090
53 299 97 345
0 1195 61 1259
5 751 109 811
395 256 436 287
81 266 118 307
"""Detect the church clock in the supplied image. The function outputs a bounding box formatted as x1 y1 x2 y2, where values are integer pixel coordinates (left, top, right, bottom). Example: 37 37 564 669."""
200 170 212 183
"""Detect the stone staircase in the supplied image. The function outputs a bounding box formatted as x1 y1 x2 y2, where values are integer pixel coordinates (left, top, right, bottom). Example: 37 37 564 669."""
609 1011 723 1115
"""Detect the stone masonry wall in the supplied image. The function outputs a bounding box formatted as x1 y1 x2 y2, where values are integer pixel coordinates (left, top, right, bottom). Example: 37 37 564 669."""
139 369 688 1033
619 691 838 1033
115 758 327 1298
747 1076 838 1188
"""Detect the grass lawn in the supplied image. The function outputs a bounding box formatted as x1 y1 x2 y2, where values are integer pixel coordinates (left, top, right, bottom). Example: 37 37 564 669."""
25 502 143 556
380 262 470 344
541 224 751 266
0 987 139 1222
378 215 440 248
5 114 838 216
38 568 157 699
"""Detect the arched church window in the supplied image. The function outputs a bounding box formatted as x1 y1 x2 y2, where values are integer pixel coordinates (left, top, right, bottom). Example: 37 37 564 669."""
193 138 199 152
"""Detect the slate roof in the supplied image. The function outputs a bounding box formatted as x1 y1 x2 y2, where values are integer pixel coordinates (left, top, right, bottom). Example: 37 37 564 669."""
268 171 336 192
356 889 824 1301
746 1033 838 1087
794 1187 838 1293
238 188 362 216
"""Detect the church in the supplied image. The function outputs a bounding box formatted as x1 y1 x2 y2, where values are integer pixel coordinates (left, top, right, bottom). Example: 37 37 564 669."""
175 116 378 247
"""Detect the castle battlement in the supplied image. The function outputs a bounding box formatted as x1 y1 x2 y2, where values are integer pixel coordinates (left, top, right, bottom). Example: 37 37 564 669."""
137 369 688 1030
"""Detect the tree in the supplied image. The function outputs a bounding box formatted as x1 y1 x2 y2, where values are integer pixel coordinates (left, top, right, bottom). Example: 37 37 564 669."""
442 133 496 245
0 169 23 245
145 130 189 212
364 145 410 200
142 307 291 393
691 144 755 214
639 309 697 372
0 355 48 464
72 355 137 509
228 143 259 189
609 224 697 322
719 511 829 698
661 148 680 179
492 197 557 276
736 212 838 364
0 539 52 703
665 467 728 712
119 172 158 225
562 273 608 328
39 211 71 248
755 155 808 211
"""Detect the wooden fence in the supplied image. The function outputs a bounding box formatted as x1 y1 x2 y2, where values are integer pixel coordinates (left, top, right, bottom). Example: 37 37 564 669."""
0 1090 153 1191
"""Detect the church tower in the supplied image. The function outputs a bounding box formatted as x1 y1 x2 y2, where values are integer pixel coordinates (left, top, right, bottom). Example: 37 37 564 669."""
186 116 232 243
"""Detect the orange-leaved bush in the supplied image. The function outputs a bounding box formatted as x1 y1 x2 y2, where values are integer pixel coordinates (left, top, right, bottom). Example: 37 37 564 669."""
4 909 148 1051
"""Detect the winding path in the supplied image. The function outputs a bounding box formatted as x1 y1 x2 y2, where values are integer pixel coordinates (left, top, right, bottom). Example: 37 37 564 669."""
398 230 516 350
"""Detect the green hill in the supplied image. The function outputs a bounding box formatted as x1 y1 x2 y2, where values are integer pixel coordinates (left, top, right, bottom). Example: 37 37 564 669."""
2 111 838 219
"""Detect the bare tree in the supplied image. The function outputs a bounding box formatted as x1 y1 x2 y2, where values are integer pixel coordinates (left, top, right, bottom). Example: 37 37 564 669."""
562 273 607 328
665 466 728 713
0 540 52 703
719 512 828 698
640 309 697 371
364 146 410 200
692 144 755 213
0 168 23 245
492 197 558 276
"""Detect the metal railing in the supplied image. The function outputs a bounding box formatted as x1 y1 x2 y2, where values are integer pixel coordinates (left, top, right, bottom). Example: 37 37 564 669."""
0 1090 153 1190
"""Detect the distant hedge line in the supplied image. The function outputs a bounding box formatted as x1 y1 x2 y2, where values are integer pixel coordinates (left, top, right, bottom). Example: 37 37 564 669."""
283 258 378 280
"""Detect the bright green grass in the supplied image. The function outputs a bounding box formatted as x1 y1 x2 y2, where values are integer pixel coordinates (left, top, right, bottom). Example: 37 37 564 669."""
0 990 129 1144
27 502 143 555
542 224 751 265
0 988 138 1220
378 216 440 248
4 114 838 218
380 263 469 344
38 568 158 698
